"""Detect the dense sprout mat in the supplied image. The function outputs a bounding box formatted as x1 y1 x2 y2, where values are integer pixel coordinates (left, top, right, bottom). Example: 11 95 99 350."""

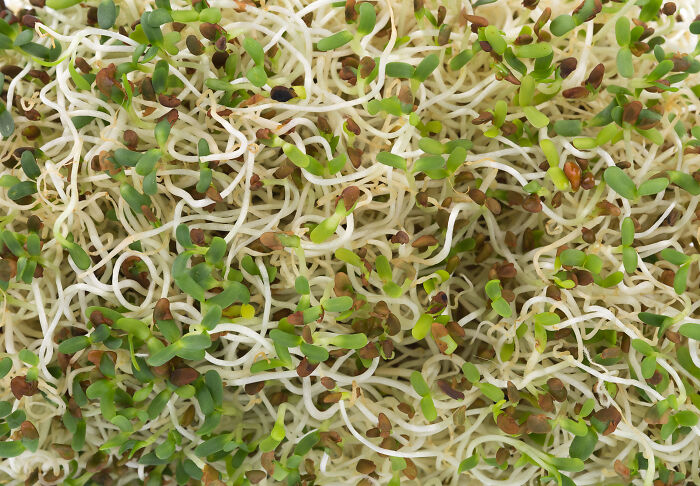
1 0 700 484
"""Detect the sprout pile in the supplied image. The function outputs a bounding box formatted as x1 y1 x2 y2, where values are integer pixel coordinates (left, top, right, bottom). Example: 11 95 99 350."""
1 0 700 484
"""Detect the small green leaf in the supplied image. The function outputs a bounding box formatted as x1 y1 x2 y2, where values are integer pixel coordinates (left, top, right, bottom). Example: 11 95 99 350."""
357 2 376 36
616 47 634 78
20 151 40 180
410 371 430 396
58 336 91 354
550 15 577 37
615 17 630 46
637 177 669 197
523 106 549 128
674 264 689 294
622 246 637 274
631 339 655 356
0 441 25 458
317 31 353 51
485 279 502 300
477 382 504 402
660 248 690 265
243 38 264 66
604 166 637 200
484 26 506 55
376 152 407 170
386 62 415 79
330 333 367 349
674 411 698 427
679 323 700 341
420 395 437 421
458 453 479 472
569 427 598 460
641 355 657 378
97 0 117 29
8 181 36 201
491 297 511 318
462 362 479 383
514 42 553 58
247 65 268 87
560 249 586 267
553 120 582 137
323 296 353 312
621 217 635 246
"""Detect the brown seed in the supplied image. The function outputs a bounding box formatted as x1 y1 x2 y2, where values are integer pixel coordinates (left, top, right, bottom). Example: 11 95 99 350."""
205 186 224 203
506 381 520 403
472 110 494 125
584 63 605 89
345 118 361 135
244 381 265 395
496 413 520 434
358 343 379 359
390 230 409 244
153 298 173 322
538 392 555 412
564 161 582 191
90 310 113 326
398 402 414 418
270 86 297 102
546 284 561 301
95 63 120 98
1 65 23 77
581 171 596 190
287 311 304 326
469 188 486 205
464 14 488 33
497 263 517 279
199 22 221 41
614 460 630 479
547 378 567 402
180 405 195 427
522 195 542 213
214 35 227 52
412 235 438 248
11 376 39 400
437 25 451 46
581 227 595 243
171 367 199 386
377 412 392 437
322 392 342 403
514 34 533 45
123 129 138 149
321 377 335 389
158 94 181 108
245 470 266 484
28 69 50 85
575 270 594 286
594 406 622 435
356 459 376 475
437 379 465 400
522 0 539 9
504 231 517 249
622 101 643 124
596 200 620 216
662 2 676 15
189 228 205 246
359 56 376 78
260 232 282 251
19 421 39 440
485 197 501 215
296 357 317 377
562 86 589 99
526 414 551 434
339 186 360 210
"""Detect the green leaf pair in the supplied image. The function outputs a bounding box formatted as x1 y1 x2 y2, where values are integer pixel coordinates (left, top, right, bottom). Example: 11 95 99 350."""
604 166 669 200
